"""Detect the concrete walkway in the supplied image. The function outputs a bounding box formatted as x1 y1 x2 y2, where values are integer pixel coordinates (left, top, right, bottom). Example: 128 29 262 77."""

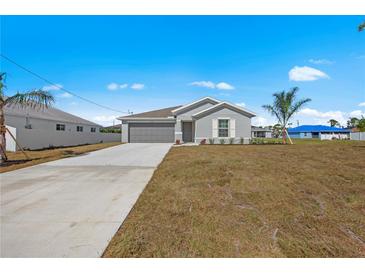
0 143 172 257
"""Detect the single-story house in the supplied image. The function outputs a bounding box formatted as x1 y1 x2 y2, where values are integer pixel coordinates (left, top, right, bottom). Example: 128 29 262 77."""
251 126 272 138
4 104 121 150
118 97 256 143
288 125 351 140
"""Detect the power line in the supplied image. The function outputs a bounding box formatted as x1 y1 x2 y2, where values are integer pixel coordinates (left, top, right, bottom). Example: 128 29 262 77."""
0 54 129 114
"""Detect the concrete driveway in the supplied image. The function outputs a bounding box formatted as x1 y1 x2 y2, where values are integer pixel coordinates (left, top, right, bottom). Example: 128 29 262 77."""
0 143 172 257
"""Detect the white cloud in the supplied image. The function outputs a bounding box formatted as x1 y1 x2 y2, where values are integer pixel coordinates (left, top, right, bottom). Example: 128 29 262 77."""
236 102 246 108
69 101 78 106
216 82 235 90
58 92 73 98
189 81 235 90
252 116 268 127
298 108 347 125
349 110 365 118
43 84 63 91
107 83 119 91
289 66 329 81
358 102 365 107
308 59 334 65
189 81 216 89
131 83 145 90
93 115 118 123
107 83 131 90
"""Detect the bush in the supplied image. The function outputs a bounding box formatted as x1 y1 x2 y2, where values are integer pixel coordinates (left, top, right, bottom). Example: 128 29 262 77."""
251 138 283 145
240 137 244 144
208 138 214 144
100 128 121 133
219 139 225 145
229 138 234 144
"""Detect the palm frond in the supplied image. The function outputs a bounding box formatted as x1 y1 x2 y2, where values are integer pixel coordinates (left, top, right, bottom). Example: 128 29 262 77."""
5 89 55 108
359 21 365 32
0 72 6 103
262 104 283 124
263 87 311 128
287 98 311 121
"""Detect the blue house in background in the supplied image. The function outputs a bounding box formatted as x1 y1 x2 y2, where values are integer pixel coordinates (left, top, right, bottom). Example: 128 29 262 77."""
288 125 351 140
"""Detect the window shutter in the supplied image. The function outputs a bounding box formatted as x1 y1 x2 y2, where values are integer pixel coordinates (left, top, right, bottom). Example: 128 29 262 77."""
230 119 236 138
212 119 218 138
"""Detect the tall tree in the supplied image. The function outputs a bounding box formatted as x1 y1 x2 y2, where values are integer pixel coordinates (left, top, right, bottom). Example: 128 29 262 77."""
358 118 365 132
0 72 55 162
328 119 340 127
347 117 359 128
262 87 311 144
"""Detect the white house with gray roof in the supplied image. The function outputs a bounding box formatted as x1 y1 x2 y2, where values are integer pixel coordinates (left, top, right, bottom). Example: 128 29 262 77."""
5 104 121 150
118 97 256 144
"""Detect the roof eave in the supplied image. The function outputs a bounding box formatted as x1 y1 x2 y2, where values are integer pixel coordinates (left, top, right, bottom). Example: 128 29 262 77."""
171 97 221 114
192 102 256 119
117 117 176 121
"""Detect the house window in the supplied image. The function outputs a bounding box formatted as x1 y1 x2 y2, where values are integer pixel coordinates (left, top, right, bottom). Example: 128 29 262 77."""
91 127 96 133
25 116 32 129
56 124 65 131
218 119 229 137
76 126 83 132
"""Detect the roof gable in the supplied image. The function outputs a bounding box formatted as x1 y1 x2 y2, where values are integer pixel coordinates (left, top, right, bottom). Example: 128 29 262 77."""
171 97 220 115
192 102 256 119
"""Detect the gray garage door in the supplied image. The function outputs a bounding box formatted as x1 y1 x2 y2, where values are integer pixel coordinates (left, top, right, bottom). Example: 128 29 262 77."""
129 123 175 143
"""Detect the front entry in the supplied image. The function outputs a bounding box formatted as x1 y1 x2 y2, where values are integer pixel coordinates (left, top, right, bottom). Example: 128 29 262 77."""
182 122 193 142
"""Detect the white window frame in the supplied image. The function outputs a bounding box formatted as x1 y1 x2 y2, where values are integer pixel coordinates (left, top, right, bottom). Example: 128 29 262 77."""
218 119 229 138
56 124 65 131
91 127 96 133
76 126 83 132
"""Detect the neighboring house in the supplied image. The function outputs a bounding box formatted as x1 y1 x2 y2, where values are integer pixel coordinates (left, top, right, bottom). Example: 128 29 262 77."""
288 125 351 140
118 97 256 143
251 126 272 138
5 104 121 150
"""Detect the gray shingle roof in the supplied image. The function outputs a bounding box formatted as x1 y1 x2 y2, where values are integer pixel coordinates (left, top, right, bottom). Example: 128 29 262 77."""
4 104 101 126
119 106 181 119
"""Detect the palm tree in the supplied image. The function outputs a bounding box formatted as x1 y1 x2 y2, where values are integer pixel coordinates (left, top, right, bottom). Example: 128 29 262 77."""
347 117 359 128
328 119 340 127
358 116 365 132
262 87 311 144
359 21 365 32
0 72 55 162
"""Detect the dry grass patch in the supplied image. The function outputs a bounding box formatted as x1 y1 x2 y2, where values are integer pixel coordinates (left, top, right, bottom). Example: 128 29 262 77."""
1 142 122 173
103 140 365 258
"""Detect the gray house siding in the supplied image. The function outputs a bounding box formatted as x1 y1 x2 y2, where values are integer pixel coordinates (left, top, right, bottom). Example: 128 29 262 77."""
195 108 251 143
176 102 215 120
121 122 129 142
175 102 215 142
5 114 121 150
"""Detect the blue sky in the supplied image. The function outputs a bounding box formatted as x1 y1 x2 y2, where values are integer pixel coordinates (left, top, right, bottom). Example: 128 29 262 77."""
1 16 364 126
